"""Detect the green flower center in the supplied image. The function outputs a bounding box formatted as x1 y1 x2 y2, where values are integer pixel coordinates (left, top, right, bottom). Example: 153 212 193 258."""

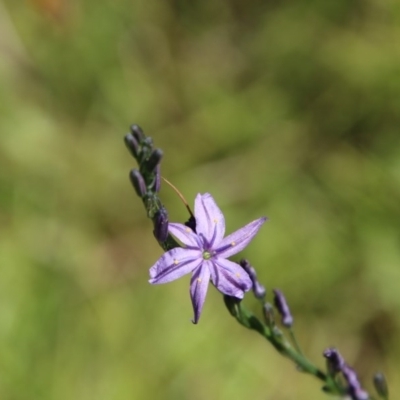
202 251 211 260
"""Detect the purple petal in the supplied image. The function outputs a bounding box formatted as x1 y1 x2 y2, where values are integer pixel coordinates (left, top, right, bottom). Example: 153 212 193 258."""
215 217 267 258
194 193 225 247
210 258 252 297
190 264 211 324
149 248 202 284
168 223 202 249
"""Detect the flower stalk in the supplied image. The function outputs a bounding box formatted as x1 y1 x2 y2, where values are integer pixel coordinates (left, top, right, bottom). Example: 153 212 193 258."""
124 124 385 400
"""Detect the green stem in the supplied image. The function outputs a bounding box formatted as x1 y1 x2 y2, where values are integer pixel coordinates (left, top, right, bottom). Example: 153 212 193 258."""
289 328 303 357
224 296 346 396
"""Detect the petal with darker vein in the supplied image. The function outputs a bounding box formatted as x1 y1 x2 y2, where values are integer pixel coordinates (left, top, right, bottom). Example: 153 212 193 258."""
190 264 211 324
149 248 202 284
194 193 225 247
215 217 267 258
210 258 252 297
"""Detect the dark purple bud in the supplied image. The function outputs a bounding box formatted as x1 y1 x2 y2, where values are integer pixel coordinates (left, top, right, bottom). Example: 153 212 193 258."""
129 169 147 197
323 347 345 375
130 124 144 142
273 289 293 328
373 372 388 399
144 149 163 173
153 208 169 242
124 133 140 159
342 365 369 400
262 302 275 327
239 259 254 278
151 164 161 193
239 259 266 299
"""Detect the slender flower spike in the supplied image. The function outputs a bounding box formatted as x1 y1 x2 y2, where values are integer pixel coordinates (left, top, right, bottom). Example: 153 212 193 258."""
149 193 267 323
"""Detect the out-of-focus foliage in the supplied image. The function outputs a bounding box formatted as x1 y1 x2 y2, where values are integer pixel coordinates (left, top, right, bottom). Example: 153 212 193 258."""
1 0 399 398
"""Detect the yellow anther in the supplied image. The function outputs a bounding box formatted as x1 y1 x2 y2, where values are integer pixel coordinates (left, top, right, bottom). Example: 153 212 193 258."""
185 227 191 232
174 259 178 265
197 278 202 283
231 241 236 246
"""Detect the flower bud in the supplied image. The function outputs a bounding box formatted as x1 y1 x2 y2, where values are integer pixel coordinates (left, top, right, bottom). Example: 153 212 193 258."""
342 365 369 400
129 169 147 197
144 149 163 173
273 289 293 328
130 124 144 142
153 208 169 242
239 259 266 299
124 133 139 159
239 259 254 277
323 347 345 375
254 281 267 299
151 164 161 193
373 372 388 399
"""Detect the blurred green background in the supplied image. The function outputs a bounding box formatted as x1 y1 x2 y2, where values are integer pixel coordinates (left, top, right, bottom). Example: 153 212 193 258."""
1 0 399 399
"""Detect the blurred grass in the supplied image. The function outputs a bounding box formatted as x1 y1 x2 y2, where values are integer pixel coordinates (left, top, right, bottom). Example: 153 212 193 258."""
1 0 400 398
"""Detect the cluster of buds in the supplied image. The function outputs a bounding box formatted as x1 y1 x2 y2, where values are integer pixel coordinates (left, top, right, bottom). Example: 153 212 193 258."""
240 258 389 400
125 124 163 195
323 348 389 400
124 125 168 244
239 259 293 330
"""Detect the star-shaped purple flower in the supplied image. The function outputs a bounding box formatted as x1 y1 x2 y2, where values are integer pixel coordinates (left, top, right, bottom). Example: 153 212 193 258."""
149 193 267 323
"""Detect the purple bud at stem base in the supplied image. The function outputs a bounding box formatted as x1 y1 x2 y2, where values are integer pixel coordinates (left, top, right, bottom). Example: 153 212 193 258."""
153 208 169 242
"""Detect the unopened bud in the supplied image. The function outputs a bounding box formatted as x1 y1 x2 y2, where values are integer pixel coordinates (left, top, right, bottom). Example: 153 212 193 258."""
273 289 293 328
342 365 369 400
130 124 144 142
373 372 388 399
124 133 140 159
144 149 163 173
254 281 266 299
129 169 147 197
239 259 266 299
323 347 345 375
153 208 169 242
151 164 161 193
239 259 254 277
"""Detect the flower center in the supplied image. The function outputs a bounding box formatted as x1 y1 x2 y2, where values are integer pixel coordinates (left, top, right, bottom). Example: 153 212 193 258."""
202 251 211 260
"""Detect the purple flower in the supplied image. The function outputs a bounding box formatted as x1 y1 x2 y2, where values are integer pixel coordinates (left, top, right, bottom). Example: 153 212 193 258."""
149 193 267 323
